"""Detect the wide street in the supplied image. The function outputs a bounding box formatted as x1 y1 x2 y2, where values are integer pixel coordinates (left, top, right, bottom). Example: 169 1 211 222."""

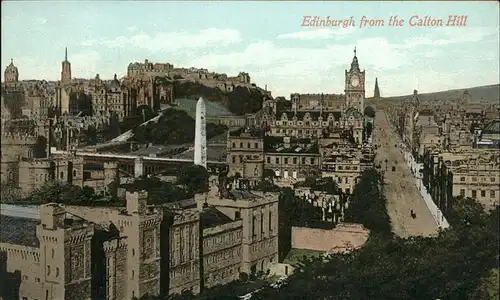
373 111 439 237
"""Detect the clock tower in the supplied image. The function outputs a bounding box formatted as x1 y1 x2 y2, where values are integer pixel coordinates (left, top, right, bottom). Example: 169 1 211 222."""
344 47 365 112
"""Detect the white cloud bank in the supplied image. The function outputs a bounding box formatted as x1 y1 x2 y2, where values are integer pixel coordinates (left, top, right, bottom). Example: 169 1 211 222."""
83 28 242 53
7 26 498 97
187 27 498 97
277 27 356 40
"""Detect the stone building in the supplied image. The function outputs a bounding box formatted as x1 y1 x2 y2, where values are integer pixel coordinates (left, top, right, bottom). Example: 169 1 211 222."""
422 149 500 214
227 127 265 185
18 155 85 195
0 203 95 300
195 178 279 275
321 146 371 194
0 186 280 300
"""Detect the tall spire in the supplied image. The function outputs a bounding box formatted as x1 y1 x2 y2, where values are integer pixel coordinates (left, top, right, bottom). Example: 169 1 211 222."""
350 46 360 72
65 47 68 61
374 77 380 98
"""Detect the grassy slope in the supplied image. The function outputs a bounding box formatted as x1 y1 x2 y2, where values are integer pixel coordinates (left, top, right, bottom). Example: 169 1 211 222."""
165 97 235 118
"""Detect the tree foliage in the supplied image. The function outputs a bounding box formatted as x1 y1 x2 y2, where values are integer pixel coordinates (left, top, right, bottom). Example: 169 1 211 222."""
122 176 190 205
344 168 392 236
249 200 499 300
174 81 265 115
131 109 227 145
25 183 98 205
176 164 209 194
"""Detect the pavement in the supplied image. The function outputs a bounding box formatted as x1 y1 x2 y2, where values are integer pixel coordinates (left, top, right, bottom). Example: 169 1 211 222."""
373 111 439 238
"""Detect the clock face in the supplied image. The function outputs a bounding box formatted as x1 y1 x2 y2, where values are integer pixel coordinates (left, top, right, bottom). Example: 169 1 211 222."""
350 75 360 87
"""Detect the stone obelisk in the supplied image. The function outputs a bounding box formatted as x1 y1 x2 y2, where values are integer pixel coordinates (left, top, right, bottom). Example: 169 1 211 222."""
194 97 207 168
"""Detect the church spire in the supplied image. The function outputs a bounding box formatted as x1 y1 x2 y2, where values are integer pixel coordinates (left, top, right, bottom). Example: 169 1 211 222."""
350 46 360 72
374 77 380 98
65 47 68 61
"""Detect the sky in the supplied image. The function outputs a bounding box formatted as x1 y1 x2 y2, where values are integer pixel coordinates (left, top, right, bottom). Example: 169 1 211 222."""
1 1 499 97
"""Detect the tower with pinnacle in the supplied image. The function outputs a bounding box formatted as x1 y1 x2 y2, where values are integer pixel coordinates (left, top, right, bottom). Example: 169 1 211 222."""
344 47 365 113
61 47 72 85
374 77 380 98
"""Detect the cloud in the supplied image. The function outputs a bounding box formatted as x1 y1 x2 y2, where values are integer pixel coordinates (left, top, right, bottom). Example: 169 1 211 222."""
4 51 101 80
127 26 138 33
277 27 356 40
84 28 242 53
401 26 496 48
70 51 102 78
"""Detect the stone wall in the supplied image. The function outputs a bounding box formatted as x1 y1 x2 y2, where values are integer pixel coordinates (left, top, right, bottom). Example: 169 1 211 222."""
291 223 369 254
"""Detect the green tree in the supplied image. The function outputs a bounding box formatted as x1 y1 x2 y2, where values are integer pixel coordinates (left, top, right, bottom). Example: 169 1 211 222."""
28 183 95 205
176 165 209 194
343 168 392 236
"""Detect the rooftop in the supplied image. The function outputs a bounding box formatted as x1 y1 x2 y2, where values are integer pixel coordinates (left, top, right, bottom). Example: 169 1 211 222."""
229 127 265 138
201 207 234 228
0 215 40 247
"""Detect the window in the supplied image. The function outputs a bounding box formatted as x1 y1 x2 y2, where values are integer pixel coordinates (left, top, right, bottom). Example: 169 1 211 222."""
252 216 256 237
301 157 306 164
22 275 28 280
56 267 59 277
284 158 289 164
247 143 251 148
460 177 466 182
132 249 135 257
490 191 496 198
22 297 28 300
460 189 465 196
47 265 51 275
491 177 496 182
73 170 76 177
232 156 236 163
235 211 241 219
269 211 272 232
232 143 236 148
267 157 271 163
472 177 477 182
60 172 64 179
35 277 40 283
275 158 279 164
472 190 477 198
239 143 243 148
261 213 264 234
254 143 258 148
51 249 55 258
293 157 297 164
132 270 135 279
346 188 351 194
481 190 486 197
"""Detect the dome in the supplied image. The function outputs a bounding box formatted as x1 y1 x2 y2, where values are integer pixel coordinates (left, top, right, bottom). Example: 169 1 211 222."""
4 59 19 83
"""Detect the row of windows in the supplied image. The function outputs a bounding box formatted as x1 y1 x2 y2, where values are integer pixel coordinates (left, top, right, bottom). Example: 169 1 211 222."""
266 157 317 165
231 142 260 149
22 274 41 283
460 189 496 199
459 176 497 182
252 211 273 237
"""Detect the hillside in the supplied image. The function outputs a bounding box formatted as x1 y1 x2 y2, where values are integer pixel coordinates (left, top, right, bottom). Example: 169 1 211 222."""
165 98 235 118
174 81 267 115
374 84 500 103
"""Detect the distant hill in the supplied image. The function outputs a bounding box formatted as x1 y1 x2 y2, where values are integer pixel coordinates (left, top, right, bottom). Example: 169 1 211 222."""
365 84 500 107
373 84 500 103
